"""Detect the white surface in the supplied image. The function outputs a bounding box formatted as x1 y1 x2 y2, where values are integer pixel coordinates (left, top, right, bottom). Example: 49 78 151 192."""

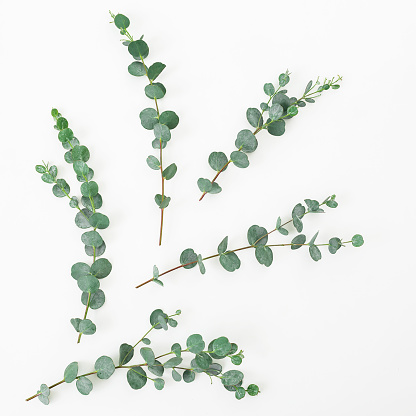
1 0 415 414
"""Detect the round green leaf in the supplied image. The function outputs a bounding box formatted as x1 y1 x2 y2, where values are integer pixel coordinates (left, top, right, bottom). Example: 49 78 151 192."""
77 275 100 293
140 347 155 366
39 384 50 397
119 343 134 365
267 119 286 136
56 117 68 130
72 145 90 162
95 356 115 380
89 213 110 229
114 14 130 29
309 245 322 261
171 343 182 357
147 62 166 81
52 179 70 198
213 336 232 356
81 289 105 309
140 108 159 130
163 163 177 180
279 72 290 87
247 384 260 396
41 173 54 183
146 155 160 170
75 208 93 229
38 394 49 405
71 262 90 280
172 369 182 382
235 386 246 400
206 363 222 376
269 103 284 120
128 61 146 76
154 378 165 390
195 352 212 370
263 83 275 95
73 160 89 177
180 248 198 269
197 254 205 275
208 152 228 172
149 309 168 329
58 128 74 143
183 370 195 383
235 129 258 153
85 241 106 257
246 108 263 128
64 362 78 383
291 234 306 250
70 318 81 332
159 111 179 129
128 40 149 59
79 319 96 335
154 123 171 142
154 194 171 209
152 138 167 149
231 355 243 365
127 367 147 389
208 182 222 194
164 356 183 368
352 234 364 247
90 258 112 278
328 237 342 254
230 151 249 168
80 181 99 197
187 334 205 354
145 83 166 99
219 252 241 272
287 105 298 116
69 196 79 208
221 370 244 386
272 92 290 110
255 246 273 267
76 376 93 395
148 360 164 377
247 225 268 246
35 165 46 174
81 230 103 247
81 193 103 211
197 178 212 193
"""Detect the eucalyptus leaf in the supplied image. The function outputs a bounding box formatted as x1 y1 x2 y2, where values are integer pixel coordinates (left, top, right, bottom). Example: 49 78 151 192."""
208 152 228 172
218 236 228 254
81 289 105 310
186 334 205 354
255 246 273 267
247 225 268 246
159 111 179 129
246 108 263 128
235 129 258 153
119 343 134 365
163 163 177 180
148 62 166 81
76 377 93 395
180 248 198 269
230 151 249 168
291 234 306 249
219 252 241 272
95 356 115 380
140 108 159 130
64 362 78 383
127 367 147 389
89 213 110 229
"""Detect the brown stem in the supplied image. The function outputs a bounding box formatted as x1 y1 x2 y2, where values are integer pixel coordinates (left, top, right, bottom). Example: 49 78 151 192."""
26 379 65 402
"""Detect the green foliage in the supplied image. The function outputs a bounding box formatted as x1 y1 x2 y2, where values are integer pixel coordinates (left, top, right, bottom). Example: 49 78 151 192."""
247 225 268 246
64 362 78 383
140 347 155 365
95 356 115 380
291 234 306 249
162 163 177 180
235 129 258 153
128 40 149 59
219 251 241 272
114 14 130 29
127 367 147 389
209 152 228 172
255 246 273 267
187 334 205 354
148 62 166 81
128 61 146 76
352 234 364 247
230 151 249 168
76 377 93 395
246 108 263 128
119 343 134 365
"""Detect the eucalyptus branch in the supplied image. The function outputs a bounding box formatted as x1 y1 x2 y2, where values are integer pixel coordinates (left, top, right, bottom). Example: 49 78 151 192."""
35 109 112 343
110 11 179 246
198 72 342 201
27 309 259 404
137 195 364 288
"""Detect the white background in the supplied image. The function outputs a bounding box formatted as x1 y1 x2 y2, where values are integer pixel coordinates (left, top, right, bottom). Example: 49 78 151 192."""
1 0 415 414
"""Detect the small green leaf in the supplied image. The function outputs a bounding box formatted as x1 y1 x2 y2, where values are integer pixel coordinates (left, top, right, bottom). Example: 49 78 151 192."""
293 214 303 232
183 370 195 383
52 179 70 198
247 225 268 246
95 356 115 380
153 265 159 279
332 84 341 89
38 394 49 405
69 196 79 208
89 213 110 230
81 194 103 211
305 80 313 93
35 165 47 174
230 151 249 168
309 231 319 246
80 181 99 198
218 236 228 254
140 347 155 366
128 61 146 76
221 370 244 386
114 14 130 29
154 378 165 390
287 105 298 116
127 367 147 389
231 355 243 365
247 384 260 396
304 199 323 213
78 319 96 335
81 289 105 310
147 155 160 170
147 62 166 81
328 237 342 254
352 234 364 247
291 234 306 249
263 83 275 96
197 178 212 193
164 356 183 368
56 117 68 130
128 40 149 59
143 338 151 345
152 139 167 149
154 123 171 142
76 377 93 395
208 152 228 172
73 160 89 177
64 362 78 383
148 360 164 377
187 334 205 354
179 248 198 269
70 318 81 332
159 111 179 129
39 384 50 397
140 108 159 130
72 145 90 162
206 363 222 376
235 129 258 153
213 336 231 356
309 245 322 261
267 119 285 136
269 104 284 120
246 108 263 128
219 252 241 272
154 194 171 209
149 309 167 329
90 258 112 278
235 387 246 400
279 72 290 87
163 163 177 180
207 182 221 194
145 83 166 99
77 275 100 293
255 246 273 267
197 254 206 274
85 241 106 257
195 352 212 370
81 230 103 247
58 128 74 143
172 369 182 382
171 343 182 357
41 173 54 183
